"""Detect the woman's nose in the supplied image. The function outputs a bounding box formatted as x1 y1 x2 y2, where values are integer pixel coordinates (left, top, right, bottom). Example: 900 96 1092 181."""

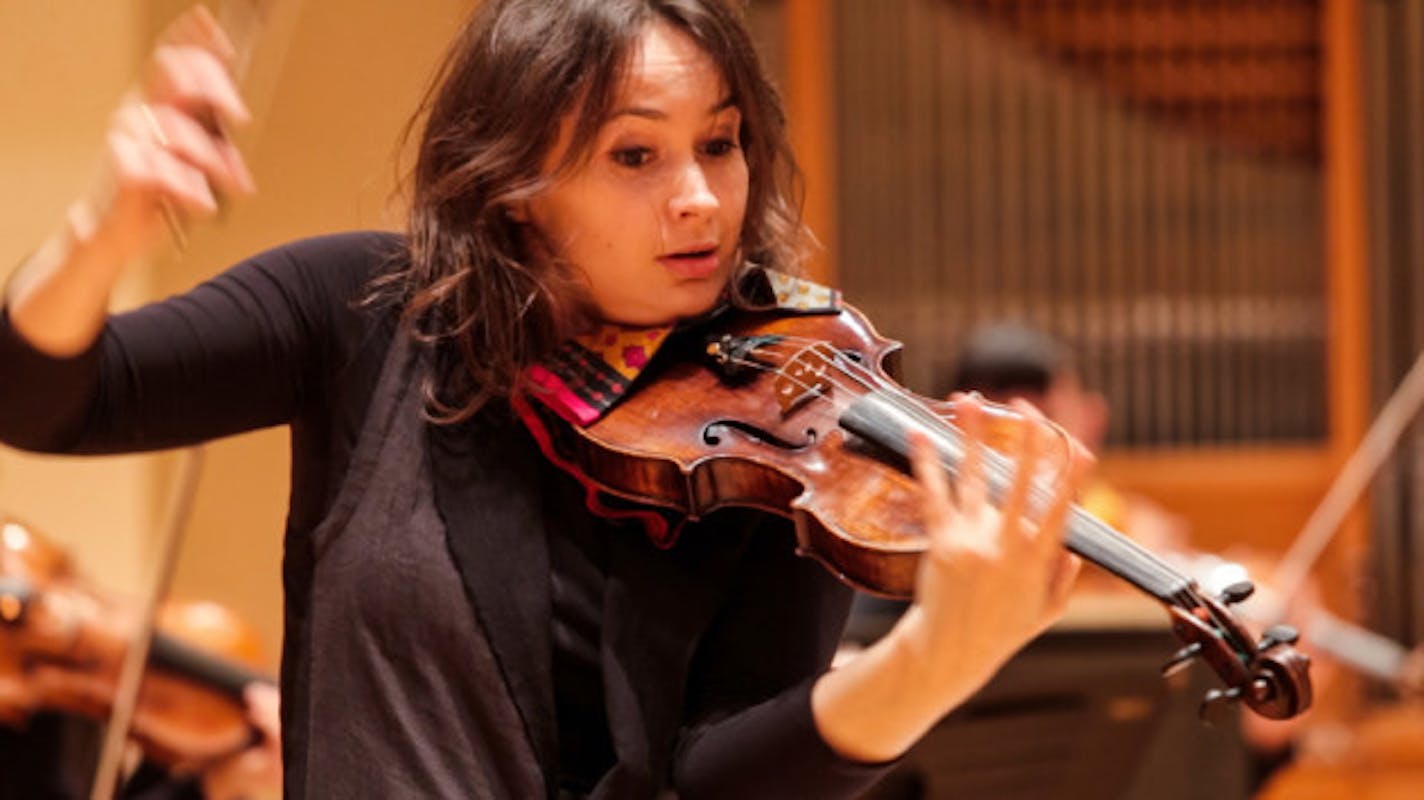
668 160 718 219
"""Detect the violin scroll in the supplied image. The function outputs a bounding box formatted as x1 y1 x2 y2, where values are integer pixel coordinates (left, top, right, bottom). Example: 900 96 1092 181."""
1164 597 1313 722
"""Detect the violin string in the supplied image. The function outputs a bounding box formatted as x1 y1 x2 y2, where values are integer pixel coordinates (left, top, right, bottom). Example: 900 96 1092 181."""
813 341 1201 596
766 338 1235 631
730 347 1247 647
721 335 1197 599
717 337 1251 658
841 334 1213 609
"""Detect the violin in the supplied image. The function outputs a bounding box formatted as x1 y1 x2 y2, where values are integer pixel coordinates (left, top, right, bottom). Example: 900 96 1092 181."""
522 301 1314 721
0 514 273 773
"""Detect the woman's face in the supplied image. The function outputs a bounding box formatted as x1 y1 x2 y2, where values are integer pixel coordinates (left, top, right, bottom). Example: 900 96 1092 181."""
524 21 749 327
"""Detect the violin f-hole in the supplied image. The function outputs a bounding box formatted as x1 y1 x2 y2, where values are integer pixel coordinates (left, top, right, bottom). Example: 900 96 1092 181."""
702 420 817 451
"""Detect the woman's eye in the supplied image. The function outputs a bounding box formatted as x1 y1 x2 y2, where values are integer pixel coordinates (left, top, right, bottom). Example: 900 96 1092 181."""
704 137 739 157
611 147 653 168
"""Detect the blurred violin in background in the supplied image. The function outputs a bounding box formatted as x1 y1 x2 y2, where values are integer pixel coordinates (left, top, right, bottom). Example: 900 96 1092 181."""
0 513 278 795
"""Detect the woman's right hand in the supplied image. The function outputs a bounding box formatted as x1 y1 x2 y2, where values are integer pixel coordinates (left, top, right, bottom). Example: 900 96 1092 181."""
6 5 254 356
86 5 255 260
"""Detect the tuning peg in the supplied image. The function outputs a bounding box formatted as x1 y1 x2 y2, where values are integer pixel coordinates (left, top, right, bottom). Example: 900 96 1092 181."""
1257 624 1300 651
1161 642 1204 677
1199 686 1244 726
1218 580 1255 606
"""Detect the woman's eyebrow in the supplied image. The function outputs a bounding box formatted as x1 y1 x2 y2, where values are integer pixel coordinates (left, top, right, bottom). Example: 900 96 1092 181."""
609 94 738 121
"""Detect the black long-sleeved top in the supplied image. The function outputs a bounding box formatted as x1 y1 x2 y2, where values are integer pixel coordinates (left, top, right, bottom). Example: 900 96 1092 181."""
0 231 890 798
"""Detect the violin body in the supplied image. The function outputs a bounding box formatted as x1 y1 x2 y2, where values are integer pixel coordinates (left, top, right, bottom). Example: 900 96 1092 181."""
538 305 990 598
529 300 1314 721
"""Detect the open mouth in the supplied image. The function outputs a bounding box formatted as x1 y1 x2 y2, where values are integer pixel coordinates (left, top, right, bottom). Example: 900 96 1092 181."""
667 246 717 261
659 245 722 279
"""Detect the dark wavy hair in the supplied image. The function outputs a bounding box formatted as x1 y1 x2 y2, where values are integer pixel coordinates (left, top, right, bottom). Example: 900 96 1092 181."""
377 0 808 422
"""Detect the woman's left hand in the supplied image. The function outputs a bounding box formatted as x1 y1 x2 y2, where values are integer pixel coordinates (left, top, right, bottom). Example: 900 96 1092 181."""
895 395 1084 698
811 395 1087 763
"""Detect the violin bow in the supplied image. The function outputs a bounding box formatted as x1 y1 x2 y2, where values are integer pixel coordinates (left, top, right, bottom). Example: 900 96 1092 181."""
88 1 300 796
90 447 204 798
1271 346 1424 616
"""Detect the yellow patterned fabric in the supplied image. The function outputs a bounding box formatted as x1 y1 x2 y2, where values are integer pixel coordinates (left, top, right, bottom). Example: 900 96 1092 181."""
573 326 675 382
765 271 839 312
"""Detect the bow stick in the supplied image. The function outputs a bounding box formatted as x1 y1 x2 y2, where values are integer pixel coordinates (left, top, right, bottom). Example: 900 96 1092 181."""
88 2 297 796
1271 347 1424 611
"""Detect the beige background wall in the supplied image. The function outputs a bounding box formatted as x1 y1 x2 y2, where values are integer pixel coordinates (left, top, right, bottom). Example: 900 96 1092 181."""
1 0 471 669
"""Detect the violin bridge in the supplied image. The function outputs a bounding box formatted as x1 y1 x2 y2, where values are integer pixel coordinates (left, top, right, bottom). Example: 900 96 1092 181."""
774 342 840 415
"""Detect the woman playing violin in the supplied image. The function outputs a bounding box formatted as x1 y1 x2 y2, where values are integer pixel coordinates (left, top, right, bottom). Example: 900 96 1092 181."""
0 2 1082 796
